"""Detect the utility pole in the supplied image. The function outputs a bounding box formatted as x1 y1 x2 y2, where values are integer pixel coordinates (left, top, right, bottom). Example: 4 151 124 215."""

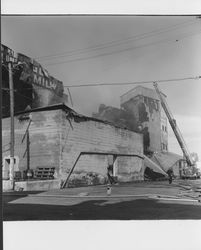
0 47 3 250
8 61 15 189
26 130 30 171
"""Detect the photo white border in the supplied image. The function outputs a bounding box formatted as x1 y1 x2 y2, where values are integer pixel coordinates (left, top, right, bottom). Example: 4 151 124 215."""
1 0 201 15
2 1 201 250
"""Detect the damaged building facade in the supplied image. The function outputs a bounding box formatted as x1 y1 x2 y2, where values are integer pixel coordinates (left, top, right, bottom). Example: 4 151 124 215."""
94 86 168 154
120 86 168 153
2 44 182 191
94 86 183 177
1 44 68 117
2 104 146 191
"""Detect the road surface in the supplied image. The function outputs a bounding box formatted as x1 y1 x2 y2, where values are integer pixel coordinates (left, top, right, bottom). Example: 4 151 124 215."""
3 179 201 220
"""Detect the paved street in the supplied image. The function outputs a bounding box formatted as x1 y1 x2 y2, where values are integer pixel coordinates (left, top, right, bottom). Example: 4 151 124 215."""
3 179 201 220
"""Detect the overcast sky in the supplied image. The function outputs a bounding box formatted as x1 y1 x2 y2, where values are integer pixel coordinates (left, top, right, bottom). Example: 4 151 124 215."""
2 15 201 159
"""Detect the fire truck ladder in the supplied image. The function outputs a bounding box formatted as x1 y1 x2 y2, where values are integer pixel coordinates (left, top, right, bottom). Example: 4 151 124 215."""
153 82 194 166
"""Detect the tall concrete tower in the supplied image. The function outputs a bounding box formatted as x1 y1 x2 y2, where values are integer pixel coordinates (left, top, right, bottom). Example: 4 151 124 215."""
120 86 168 153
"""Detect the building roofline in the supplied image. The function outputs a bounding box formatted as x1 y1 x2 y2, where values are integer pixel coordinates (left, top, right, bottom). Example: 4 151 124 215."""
3 103 141 134
120 85 154 98
120 85 166 99
2 103 72 118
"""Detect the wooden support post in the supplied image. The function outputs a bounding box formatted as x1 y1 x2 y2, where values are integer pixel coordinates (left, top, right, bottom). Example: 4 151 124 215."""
113 155 117 176
61 153 82 189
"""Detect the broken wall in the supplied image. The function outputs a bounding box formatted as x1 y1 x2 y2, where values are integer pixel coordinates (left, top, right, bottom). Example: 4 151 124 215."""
121 95 161 153
92 105 138 131
2 44 68 117
120 86 168 153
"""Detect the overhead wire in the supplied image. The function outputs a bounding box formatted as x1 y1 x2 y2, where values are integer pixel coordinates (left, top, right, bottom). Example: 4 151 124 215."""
45 31 201 66
67 88 74 106
2 20 201 102
35 20 198 62
63 76 201 88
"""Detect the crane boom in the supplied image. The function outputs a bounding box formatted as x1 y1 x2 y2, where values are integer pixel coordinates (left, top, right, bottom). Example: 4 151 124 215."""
153 82 194 166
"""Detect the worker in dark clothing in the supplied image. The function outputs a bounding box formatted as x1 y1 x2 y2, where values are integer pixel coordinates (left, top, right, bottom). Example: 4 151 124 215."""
107 165 116 184
167 168 173 184
107 155 117 185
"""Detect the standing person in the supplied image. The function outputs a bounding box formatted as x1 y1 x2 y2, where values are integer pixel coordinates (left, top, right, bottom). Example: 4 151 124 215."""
107 155 116 185
167 168 173 184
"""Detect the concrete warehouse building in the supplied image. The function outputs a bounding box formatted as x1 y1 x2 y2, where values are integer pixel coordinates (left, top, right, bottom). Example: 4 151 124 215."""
94 86 168 154
2 89 183 191
3 104 166 191
1 45 184 191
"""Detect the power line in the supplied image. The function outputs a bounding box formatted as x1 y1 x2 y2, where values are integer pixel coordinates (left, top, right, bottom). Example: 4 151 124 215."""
43 21 197 62
36 20 197 61
3 75 201 92
63 76 201 88
45 31 201 66
6 75 201 92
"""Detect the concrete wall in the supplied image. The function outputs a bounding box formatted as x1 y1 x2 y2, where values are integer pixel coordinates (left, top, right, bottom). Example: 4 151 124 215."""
2 110 62 176
60 113 144 184
2 108 144 188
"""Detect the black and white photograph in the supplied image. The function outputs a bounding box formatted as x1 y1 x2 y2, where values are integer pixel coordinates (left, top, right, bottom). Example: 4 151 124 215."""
1 1 201 249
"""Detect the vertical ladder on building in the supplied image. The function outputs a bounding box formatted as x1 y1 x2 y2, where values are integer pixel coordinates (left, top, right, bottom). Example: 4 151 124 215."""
153 82 194 166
